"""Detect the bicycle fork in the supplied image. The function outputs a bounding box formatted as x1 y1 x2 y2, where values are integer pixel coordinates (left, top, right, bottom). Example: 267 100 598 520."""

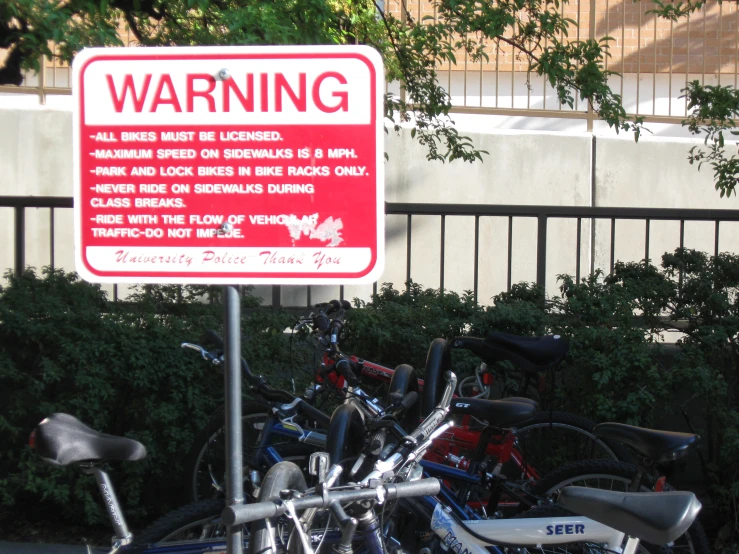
331 505 386 554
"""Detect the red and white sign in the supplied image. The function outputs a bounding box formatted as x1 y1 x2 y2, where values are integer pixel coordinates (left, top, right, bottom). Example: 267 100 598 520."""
73 46 384 284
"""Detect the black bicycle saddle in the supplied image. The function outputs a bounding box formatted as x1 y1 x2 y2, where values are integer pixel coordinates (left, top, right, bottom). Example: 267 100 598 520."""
449 332 568 372
594 423 699 464
449 397 537 427
32 413 146 466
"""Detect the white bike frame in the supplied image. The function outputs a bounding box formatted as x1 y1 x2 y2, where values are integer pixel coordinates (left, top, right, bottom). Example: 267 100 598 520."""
431 503 642 554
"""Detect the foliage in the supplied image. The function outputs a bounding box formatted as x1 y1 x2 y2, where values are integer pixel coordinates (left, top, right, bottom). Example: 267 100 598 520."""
648 0 734 22
343 250 738 548
681 81 739 197
4 0 739 188
661 249 739 550
2 251 739 549
0 267 303 528
345 281 482 374
645 0 739 197
1 0 650 163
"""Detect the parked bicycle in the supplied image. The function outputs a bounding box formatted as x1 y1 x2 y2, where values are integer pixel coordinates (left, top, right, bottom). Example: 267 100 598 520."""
227 370 704 554
184 301 625 505
29 340 707 554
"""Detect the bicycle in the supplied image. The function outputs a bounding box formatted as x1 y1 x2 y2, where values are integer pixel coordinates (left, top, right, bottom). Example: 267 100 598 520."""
184 303 625 503
26 362 397 553
180 323 708 553
228 372 703 554
530 423 711 553
29 356 706 554
30 412 237 553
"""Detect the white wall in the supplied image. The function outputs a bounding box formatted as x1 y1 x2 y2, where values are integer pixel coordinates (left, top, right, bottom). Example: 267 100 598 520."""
1 102 737 305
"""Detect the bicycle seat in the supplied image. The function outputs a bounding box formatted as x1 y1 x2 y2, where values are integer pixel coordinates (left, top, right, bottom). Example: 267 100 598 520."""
594 423 699 464
505 396 538 407
449 398 537 427
32 413 147 466
557 486 701 545
449 333 568 373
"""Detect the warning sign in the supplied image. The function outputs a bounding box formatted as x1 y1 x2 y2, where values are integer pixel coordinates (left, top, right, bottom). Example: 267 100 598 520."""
73 46 384 284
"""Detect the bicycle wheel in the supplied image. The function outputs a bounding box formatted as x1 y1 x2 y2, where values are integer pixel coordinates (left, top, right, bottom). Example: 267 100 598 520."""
249 461 307 554
183 400 315 502
505 504 650 554
126 499 244 553
510 411 629 478
531 459 711 554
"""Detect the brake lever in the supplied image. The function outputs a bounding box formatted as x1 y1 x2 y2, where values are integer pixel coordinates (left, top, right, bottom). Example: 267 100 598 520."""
181 343 222 365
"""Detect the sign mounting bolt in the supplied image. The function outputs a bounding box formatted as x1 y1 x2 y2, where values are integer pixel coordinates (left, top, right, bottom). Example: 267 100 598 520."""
218 222 233 234
218 68 231 80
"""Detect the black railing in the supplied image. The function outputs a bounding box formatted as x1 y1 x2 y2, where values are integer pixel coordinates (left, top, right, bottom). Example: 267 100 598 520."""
1 196 73 277
3 195 739 304
386 203 739 300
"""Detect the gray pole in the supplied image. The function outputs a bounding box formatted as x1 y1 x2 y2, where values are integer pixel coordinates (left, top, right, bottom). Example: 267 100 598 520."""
223 284 244 554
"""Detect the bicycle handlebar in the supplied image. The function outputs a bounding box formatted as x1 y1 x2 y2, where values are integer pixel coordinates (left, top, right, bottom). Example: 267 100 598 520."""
192 329 332 427
222 478 440 526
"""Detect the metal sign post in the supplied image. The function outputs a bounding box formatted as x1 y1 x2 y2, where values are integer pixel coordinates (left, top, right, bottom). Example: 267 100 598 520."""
73 45 383 554
223 284 243 554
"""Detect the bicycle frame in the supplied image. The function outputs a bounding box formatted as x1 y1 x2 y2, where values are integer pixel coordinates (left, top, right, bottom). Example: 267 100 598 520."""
342 355 540 474
120 496 637 554
252 416 327 468
426 496 633 554
251 414 524 523
243 356 541 518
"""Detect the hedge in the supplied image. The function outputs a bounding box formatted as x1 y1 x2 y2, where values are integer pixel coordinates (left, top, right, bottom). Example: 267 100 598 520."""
0 248 737 551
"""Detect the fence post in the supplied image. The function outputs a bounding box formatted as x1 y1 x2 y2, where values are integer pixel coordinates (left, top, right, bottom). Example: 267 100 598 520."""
14 206 25 276
38 54 46 105
536 214 547 290
271 285 281 312
586 0 597 132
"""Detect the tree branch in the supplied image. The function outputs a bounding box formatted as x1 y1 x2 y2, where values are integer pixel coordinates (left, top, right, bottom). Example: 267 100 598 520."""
0 46 24 85
124 11 146 44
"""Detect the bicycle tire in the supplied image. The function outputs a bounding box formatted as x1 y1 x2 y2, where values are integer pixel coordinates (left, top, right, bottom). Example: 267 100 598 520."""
511 411 630 477
183 401 315 502
249 461 307 554
531 459 710 554
126 498 238 553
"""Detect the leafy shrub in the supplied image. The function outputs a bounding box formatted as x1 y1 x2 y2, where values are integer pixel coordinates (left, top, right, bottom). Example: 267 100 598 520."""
343 251 738 548
0 268 303 528
1 249 738 549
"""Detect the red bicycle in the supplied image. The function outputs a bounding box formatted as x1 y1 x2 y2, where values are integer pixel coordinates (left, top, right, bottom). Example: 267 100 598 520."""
184 301 624 509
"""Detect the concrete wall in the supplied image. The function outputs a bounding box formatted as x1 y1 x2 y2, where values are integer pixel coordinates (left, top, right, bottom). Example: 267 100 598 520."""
2 105 738 305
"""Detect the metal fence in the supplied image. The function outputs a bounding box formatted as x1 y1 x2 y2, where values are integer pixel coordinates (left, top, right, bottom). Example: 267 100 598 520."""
384 0 739 127
4 195 739 306
3 1 739 125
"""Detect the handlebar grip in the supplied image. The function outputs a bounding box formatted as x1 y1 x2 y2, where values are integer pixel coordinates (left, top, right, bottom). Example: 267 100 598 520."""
313 313 331 332
222 500 282 526
340 300 352 310
335 358 359 387
387 478 441 499
325 299 342 315
202 330 224 348
400 391 419 412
